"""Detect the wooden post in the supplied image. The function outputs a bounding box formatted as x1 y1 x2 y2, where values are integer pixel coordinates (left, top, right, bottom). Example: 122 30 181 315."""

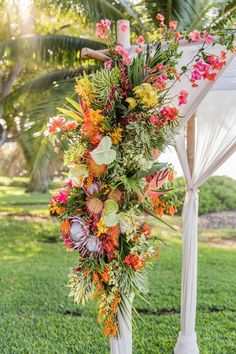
116 20 130 47
187 113 195 175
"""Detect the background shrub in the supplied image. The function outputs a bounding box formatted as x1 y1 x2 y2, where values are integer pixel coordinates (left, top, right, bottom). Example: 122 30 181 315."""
174 176 236 215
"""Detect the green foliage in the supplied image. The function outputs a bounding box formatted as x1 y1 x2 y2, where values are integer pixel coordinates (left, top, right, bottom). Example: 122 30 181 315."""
91 67 120 108
174 176 236 215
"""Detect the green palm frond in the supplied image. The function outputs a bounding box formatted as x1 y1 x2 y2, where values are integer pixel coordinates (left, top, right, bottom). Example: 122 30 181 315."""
0 35 106 63
2 65 99 109
211 0 236 29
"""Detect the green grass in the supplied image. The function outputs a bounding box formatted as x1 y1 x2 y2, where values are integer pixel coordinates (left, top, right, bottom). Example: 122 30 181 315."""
0 186 50 216
1 214 236 354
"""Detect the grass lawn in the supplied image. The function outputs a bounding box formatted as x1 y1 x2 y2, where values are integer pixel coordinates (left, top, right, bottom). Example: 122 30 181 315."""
0 187 236 353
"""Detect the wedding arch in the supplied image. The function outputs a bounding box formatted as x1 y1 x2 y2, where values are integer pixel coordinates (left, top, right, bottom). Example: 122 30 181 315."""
50 19 236 354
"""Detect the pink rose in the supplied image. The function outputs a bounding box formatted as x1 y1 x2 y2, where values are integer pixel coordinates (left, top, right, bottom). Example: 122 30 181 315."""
188 30 201 42
169 21 177 30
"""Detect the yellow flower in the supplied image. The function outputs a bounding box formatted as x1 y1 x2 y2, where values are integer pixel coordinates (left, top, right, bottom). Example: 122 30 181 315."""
75 73 91 105
89 109 104 125
96 219 108 237
126 97 137 110
133 83 158 108
109 127 123 145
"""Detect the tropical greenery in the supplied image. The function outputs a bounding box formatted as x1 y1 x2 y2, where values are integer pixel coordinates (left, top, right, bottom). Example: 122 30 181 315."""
174 175 236 215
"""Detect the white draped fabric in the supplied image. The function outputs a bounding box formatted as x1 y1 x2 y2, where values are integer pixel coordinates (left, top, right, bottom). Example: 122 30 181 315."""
110 295 134 354
174 91 236 354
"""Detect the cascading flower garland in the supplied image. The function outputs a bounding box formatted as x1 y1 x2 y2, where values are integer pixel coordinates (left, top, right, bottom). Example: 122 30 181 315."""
48 15 235 337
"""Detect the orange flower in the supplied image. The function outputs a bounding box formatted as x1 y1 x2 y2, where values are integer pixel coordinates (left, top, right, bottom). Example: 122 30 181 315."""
88 158 107 177
60 219 70 233
89 109 104 125
168 205 177 215
168 170 174 181
124 253 145 271
100 266 110 283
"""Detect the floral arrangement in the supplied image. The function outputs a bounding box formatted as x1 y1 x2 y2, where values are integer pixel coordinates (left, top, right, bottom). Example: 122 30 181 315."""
47 15 234 338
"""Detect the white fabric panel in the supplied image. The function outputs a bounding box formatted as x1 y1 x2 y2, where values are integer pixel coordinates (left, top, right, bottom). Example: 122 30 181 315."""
213 57 236 90
110 294 134 354
174 91 236 354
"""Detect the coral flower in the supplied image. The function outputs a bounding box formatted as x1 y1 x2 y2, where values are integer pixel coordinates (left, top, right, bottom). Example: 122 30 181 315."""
137 35 145 45
96 19 111 39
188 30 201 41
169 21 177 30
178 90 188 105
156 13 164 21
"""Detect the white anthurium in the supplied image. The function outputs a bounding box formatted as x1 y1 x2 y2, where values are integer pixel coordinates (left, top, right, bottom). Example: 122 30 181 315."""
90 136 116 165
68 164 89 187
102 199 119 227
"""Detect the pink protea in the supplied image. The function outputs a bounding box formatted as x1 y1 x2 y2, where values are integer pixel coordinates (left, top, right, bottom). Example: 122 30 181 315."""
86 198 104 215
108 188 123 203
69 216 103 257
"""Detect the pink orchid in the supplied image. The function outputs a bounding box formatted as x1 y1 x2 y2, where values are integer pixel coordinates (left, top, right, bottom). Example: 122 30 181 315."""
169 21 177 30
194 60 209 72
156 13 164 21
191 70 202 81
159 22 165 27
188 30 201 42
203 31 214 44
104 60 113 70
96 19 111 39
178 90 188 106
137 35 145 45
115 45 131 65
